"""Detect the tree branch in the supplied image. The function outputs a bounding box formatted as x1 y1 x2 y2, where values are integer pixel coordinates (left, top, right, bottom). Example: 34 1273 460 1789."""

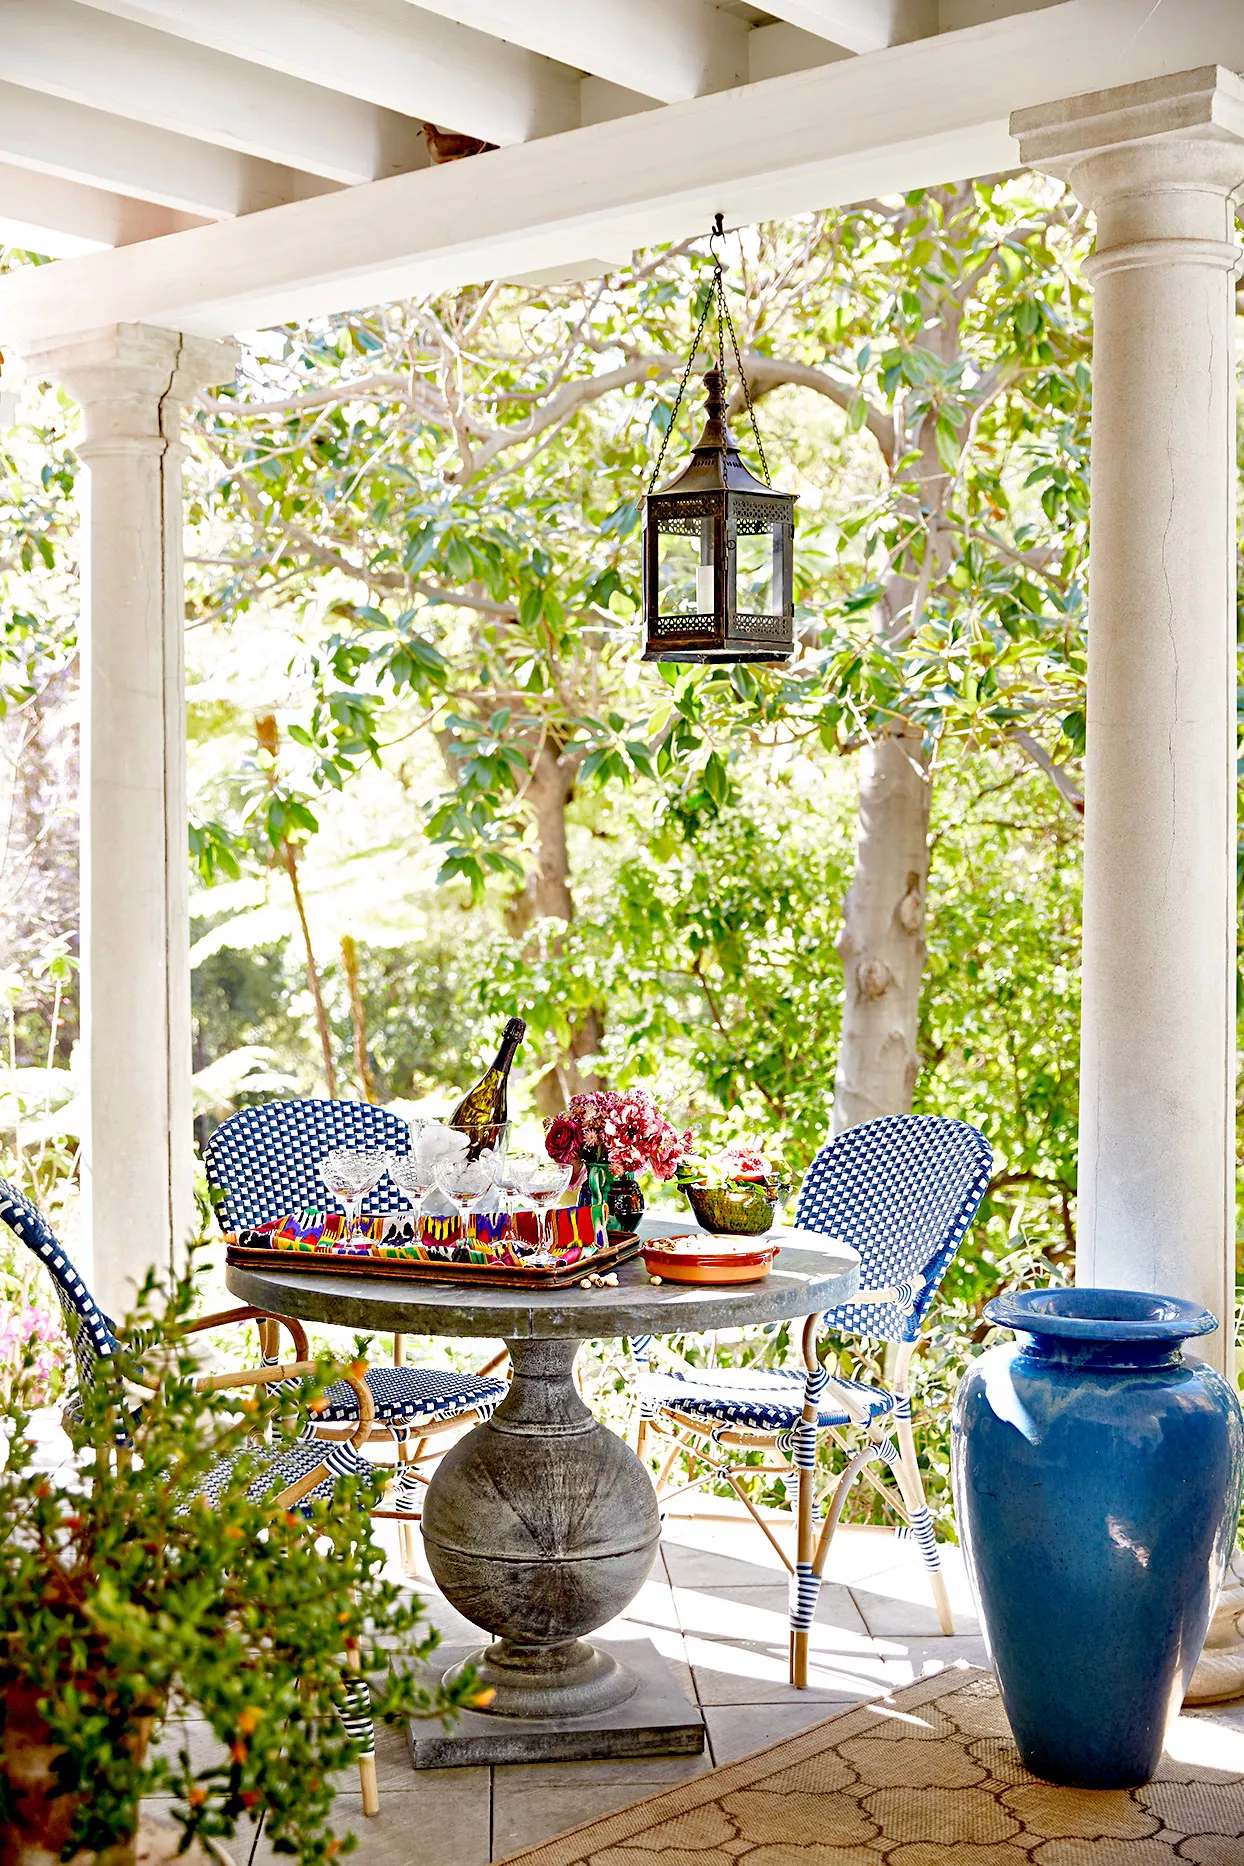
740 353 896 464
1011 730 1083 815
452 355 680 481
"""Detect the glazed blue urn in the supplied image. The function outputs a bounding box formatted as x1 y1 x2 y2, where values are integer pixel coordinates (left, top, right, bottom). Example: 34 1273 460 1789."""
952 1287 1244 1789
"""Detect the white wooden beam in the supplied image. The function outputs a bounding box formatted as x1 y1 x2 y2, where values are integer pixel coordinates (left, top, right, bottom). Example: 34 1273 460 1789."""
0 83 338 220
757 0 935 54
0 161 206 258
0 0 428 186
73 0 581 147
399 0 747 104
748 22 852 83
1 0 1242 346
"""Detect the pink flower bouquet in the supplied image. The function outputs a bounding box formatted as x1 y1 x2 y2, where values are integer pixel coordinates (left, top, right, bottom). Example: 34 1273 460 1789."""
544 1088 690 1182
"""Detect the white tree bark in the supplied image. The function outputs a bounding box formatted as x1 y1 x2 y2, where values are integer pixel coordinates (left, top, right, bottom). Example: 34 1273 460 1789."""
832 725 930 1135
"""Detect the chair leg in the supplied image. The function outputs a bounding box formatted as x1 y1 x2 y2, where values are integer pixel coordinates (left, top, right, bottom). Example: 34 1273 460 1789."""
653 1434 685 1498
340 1648 379 1817
393 1428 416 1575
892 1421 953 1635
790 1439 873 1687
790 1455 818 1689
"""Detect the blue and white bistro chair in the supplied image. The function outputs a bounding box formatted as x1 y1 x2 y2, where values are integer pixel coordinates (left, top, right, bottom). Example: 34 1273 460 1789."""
0 1173 388 1815
205 1099 508 1567
631 1115 993 1688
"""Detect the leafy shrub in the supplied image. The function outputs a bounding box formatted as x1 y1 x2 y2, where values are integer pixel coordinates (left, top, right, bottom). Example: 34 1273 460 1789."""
0 1255 472 1861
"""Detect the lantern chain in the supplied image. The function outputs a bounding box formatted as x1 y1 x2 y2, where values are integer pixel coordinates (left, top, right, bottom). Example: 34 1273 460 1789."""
646 234 773 495
716 264 771 489
646 271 716 496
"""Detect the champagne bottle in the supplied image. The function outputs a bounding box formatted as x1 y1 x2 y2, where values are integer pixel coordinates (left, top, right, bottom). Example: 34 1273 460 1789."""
450 1017 526 1154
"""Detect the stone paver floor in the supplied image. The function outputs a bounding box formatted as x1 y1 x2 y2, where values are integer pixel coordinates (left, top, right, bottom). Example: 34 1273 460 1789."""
134 1501 1097 1865
26 1409 1240 1865
208 1511 1244 1865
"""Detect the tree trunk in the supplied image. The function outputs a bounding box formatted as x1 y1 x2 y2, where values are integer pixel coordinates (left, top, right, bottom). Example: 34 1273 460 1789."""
505 745 576 931
830 191 965 1135
832 725 930 1134
504 746 603 1113
340 933 377 1102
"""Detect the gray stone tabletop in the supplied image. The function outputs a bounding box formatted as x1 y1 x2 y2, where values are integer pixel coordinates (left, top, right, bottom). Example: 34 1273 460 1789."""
224 1210 859 1341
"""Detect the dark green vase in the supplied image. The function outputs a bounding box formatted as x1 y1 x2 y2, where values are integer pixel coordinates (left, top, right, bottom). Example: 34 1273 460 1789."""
605 1171 644 1234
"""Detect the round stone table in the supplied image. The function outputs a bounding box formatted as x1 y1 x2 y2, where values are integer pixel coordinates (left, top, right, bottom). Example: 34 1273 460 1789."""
227 1215 858 1765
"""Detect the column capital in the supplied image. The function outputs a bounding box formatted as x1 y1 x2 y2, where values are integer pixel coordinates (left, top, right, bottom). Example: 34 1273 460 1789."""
19 322 238 448
1013 67 1244 271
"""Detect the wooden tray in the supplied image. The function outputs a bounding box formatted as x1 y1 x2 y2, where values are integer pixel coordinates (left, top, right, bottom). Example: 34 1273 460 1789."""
225 1233 641 1290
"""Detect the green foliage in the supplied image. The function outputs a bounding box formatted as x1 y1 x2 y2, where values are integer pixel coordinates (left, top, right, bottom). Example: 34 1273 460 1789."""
0 1258 472 1859
178 181 1091 1006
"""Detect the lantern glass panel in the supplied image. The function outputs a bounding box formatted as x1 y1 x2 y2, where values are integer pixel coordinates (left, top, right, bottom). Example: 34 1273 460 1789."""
656 514 717 616
731 501 786 619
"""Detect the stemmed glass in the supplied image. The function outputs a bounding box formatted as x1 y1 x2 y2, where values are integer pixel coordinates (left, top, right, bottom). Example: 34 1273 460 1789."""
432 1147 503 1246
520 1156 573 1256
317 1148 390 1250
497 1150 541 1256
388 1119 431 1240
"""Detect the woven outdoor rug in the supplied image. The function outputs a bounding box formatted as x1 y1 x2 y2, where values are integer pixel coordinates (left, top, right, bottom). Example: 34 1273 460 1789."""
499 1667 1244 1866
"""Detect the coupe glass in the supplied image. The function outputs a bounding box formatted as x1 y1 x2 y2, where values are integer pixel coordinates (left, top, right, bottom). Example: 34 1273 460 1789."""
318 1148 390 1248
497 1150 542 1255
432 1147 503 1244
522 1157 573 1254
388 1119 431 1236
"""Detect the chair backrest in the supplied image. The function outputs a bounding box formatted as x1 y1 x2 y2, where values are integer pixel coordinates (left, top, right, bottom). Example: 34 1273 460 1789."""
204 1098 414 1232
794 1115 993 1343
0 1176 119 1390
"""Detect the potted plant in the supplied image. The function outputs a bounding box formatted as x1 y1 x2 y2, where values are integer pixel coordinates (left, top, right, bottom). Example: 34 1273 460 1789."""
0 1260 474 1865
544 1089 689 1232
676 1138 791 1235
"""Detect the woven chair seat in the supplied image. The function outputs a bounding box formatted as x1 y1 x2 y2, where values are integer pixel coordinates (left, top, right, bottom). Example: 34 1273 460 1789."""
639 1366 895 1433
192 1436 381 1512
317 1365 507 1427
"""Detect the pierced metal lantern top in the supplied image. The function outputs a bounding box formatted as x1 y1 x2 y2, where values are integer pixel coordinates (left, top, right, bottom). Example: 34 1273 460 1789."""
641 242 796 666
653 366 773 501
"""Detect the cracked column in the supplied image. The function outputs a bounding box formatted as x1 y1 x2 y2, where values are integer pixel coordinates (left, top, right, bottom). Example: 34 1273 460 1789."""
21 325 237 1315
1015 68 1244 1376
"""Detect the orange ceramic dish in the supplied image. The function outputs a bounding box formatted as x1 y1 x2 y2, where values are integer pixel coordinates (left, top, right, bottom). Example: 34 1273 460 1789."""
640 1235 780 1285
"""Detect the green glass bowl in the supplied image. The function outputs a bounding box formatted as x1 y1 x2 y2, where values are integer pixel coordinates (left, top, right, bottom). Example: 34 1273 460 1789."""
682 1179 790 1236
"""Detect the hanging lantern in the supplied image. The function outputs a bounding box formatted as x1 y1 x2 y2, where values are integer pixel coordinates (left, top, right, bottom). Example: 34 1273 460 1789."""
642 221 796 665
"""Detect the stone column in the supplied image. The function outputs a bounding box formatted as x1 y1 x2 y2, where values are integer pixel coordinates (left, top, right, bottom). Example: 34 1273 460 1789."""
20 325 237 1317
1013 69 1244 1378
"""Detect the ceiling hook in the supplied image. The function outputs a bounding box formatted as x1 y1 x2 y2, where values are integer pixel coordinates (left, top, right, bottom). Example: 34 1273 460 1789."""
708 211 726 268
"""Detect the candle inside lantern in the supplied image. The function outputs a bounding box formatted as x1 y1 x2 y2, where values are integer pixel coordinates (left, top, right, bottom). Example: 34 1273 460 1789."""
695 564 714 612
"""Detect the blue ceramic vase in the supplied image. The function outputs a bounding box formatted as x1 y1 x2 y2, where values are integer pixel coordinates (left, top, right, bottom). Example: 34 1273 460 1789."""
952 1287 1244 1789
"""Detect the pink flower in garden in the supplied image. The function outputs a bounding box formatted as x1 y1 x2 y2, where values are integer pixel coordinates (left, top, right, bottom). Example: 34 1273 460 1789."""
0 1300 63 1406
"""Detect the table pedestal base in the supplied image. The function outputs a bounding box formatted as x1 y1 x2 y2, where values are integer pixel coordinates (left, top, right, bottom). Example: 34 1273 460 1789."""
443 1634 639 1719
410 1638 705 1768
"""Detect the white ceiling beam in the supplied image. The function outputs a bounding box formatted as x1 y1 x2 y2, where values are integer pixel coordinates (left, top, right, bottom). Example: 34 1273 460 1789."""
0 161 206 260
73 0 581 146
747 22 852 83
0 0 428 186
399 0 747 104
758 0 936 54
2 0 1242 347
0 83 339 220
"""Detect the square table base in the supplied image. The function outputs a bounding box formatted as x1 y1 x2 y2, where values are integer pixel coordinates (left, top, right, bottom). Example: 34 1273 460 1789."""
408 1638 705 1768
